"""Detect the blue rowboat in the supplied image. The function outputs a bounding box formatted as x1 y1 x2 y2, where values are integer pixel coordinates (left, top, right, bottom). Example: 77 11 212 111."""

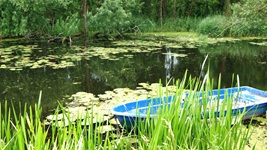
110 86 267 130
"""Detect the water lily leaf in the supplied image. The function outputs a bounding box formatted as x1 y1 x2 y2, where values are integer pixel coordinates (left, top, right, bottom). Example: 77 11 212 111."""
81 115 109 126
162 53 188 57
46 113 66 121
0 65 7 68
96 125 115 134
65 106 87 113
54 120 71 127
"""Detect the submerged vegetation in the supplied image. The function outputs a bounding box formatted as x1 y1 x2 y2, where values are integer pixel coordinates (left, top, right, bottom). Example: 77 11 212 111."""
0 74 256 149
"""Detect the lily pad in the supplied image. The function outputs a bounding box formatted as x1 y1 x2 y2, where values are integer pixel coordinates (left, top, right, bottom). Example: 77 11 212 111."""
96 125 116 134
80 115 110 126
162 53 188 57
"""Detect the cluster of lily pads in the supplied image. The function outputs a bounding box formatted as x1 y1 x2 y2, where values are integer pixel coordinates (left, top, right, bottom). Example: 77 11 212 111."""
2 33 265 71
0 43 161 71
45 82 177 132
3 32 258 71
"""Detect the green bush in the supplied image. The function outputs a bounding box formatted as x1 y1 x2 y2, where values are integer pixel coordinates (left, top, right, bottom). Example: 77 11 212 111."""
229 0 267 37
197 15 230 37
49 13 81 38
0 0 78 37
129 16 157 33
87 0 142 35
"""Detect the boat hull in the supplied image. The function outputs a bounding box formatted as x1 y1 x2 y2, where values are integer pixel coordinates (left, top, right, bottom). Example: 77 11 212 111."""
111 86 267 130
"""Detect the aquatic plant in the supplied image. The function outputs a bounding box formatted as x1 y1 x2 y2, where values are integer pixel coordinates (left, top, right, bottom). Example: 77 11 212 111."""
0 73 253 149
135 73 252 149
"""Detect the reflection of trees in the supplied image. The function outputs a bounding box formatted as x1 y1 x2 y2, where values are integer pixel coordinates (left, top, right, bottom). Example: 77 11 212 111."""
83 59 93 93
163 48 204 81
164 48 179 79
0 67 83 116
87 48 205 93
2 39 265 117
87 53 166 93
199 42 267 90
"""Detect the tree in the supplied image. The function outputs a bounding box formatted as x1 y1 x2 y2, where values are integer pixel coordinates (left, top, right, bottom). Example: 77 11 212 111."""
0 0 80 38
87 0 142 36
230 0 267 36
160 0 163 30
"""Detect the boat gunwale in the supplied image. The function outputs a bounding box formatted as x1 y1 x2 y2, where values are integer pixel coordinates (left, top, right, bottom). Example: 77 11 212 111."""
110 86 267 118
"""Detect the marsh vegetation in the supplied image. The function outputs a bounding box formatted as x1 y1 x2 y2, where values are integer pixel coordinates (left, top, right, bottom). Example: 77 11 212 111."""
0 0 267 149
0 33 267 149
0 74 257 149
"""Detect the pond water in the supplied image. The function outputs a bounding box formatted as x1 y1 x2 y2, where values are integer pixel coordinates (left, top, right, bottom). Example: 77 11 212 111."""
0 36 266 114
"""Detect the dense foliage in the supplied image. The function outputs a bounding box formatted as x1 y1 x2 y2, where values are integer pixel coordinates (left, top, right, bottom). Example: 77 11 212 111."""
0 0 266 38
0 75 253 149
87 0 142 36
197 0 267 37
0 0 79 37
197 15 230 37
229 0 267 36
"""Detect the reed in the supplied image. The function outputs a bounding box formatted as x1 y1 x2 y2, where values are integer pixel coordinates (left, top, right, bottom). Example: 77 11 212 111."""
136 73 252 149
0 74 253 149
0 91 107 150
130 17 201 33
162 17 201 32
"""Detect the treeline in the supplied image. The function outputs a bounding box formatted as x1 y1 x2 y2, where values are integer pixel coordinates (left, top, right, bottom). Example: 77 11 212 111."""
0 0 266 39
141 0 237 19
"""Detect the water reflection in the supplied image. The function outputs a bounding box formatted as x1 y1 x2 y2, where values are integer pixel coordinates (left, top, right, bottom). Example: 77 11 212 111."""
199 41 267 90
164 48 179 79
0 40 266 113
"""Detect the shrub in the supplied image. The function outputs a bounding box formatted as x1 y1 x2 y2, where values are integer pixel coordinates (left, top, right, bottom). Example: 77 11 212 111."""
49 13 81 38
197 15 230 37
229 0 267 37
87 0 142 35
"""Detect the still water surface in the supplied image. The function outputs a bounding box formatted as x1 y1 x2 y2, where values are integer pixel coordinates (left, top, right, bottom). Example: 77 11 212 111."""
0 39 266 113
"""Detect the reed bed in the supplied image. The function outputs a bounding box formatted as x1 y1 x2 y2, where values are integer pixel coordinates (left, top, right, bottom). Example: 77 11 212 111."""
136 74 252 149
0 74 252 149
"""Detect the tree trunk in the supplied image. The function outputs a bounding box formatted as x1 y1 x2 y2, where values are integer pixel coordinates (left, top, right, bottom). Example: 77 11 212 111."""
173 0 177 20
82 0 88 47
224 0 230 17
145 0 152 17
160 0 163 30
162 0 167 18
188 0 196 17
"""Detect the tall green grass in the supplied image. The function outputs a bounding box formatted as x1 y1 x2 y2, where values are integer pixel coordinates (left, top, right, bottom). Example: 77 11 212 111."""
136 73 252 149
0 91 118 150
0 74 253 149
130 17 201 33
162 17 201 32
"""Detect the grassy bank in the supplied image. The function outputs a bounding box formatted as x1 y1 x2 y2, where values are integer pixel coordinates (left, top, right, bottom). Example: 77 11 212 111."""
131 17 201 33
0 75 253 149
